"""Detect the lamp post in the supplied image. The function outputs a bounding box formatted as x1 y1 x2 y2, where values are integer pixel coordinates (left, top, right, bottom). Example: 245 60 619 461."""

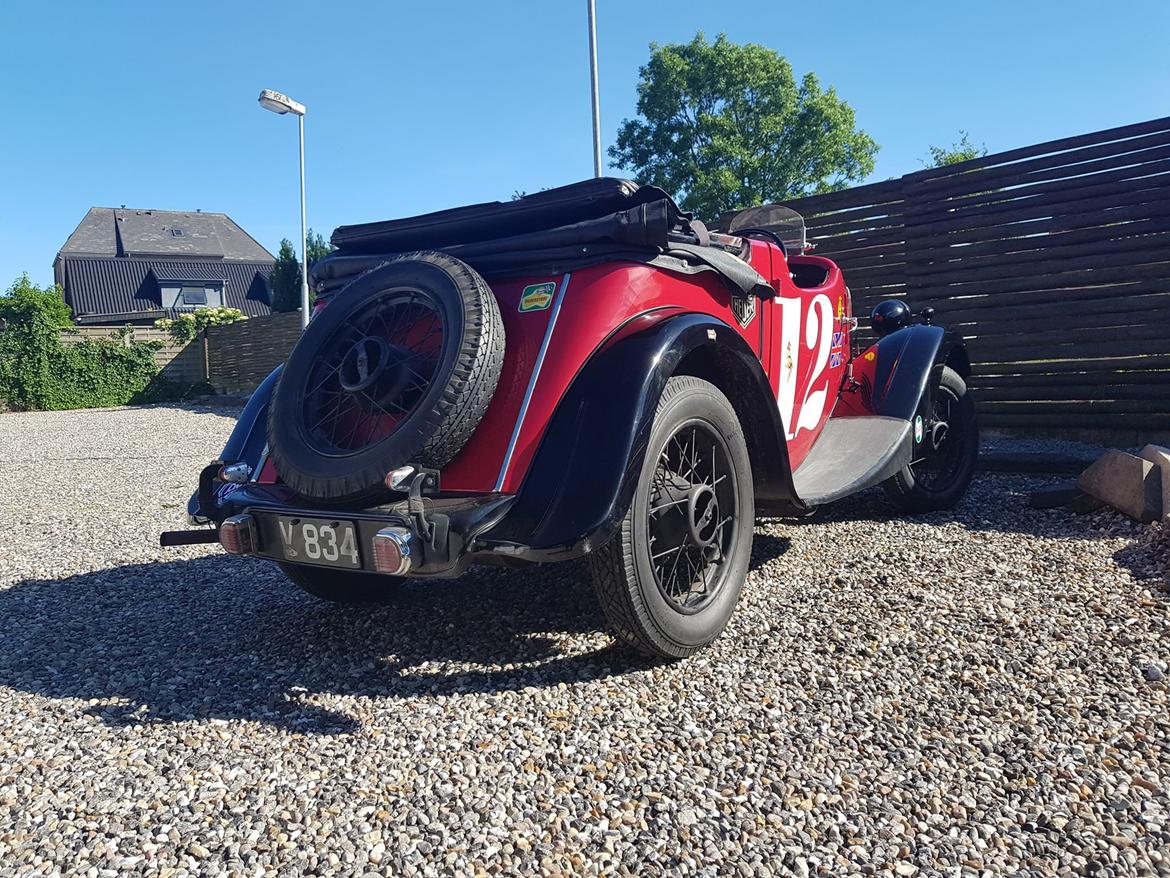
586 0 602 177
258 89 310 329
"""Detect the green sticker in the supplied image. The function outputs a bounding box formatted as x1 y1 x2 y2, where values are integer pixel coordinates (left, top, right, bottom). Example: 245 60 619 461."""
519 282 556 312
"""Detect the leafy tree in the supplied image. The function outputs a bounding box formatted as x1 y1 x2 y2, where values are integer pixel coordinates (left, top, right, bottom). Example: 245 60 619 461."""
307 228 332 266
269 229 333 312
0 274 73 329
924 131 988 168
269 239 302 313
610 33 878 220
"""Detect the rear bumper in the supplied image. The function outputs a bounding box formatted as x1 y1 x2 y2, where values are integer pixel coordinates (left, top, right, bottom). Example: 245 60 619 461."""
187 474 515 578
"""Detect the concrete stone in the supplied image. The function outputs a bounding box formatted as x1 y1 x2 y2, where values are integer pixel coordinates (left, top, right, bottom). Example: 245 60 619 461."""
1029 484 1080 509
1137 445 1170 524
1076 450 1162 523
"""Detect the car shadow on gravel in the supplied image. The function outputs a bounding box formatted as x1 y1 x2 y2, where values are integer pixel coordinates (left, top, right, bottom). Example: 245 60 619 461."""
0 554 675 734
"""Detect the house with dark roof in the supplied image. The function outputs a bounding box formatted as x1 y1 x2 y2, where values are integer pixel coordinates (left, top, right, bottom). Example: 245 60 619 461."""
54 207 275 325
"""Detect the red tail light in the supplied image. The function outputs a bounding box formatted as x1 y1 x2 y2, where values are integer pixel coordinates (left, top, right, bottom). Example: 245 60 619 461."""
372 527 412 575
219 514 257 555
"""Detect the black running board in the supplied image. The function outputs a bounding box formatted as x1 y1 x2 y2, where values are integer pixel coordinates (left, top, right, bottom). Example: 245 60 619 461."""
792 416 912 506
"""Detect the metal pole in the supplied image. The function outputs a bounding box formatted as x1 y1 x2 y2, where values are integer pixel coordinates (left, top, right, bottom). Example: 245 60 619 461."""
298 112 310 329
587 0 602 178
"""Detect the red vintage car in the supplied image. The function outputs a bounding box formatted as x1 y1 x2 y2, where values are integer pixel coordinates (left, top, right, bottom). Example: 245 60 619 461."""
163 178 977 658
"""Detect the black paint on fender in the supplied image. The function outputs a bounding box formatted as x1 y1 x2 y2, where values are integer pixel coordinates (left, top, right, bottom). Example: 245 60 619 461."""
479 313 795 562
187 365 281 521
870 325 968 421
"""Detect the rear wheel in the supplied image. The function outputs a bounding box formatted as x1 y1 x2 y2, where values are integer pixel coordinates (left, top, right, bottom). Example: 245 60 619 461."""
884 365 978 512
278 562 403 604
590 376 754 659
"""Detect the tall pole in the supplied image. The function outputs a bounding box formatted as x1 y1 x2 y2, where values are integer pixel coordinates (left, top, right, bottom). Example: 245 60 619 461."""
587 0 602 178
297 113 310 329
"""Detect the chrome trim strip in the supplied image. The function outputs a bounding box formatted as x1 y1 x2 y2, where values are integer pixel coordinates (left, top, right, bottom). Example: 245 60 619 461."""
493 272 572 492
251 443 270 482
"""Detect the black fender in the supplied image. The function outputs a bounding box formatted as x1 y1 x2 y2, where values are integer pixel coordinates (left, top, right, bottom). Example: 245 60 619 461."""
870 325 969 421
187 366 282 520
478 312 794 562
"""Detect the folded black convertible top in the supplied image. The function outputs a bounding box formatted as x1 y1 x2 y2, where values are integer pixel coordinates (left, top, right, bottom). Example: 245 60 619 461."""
312 177 773 300
329 178 681 253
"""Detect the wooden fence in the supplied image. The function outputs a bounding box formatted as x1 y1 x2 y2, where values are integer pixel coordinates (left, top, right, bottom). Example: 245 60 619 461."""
58 315 302 394
204 311 302 394
59 325 207 387
772 116 1170 437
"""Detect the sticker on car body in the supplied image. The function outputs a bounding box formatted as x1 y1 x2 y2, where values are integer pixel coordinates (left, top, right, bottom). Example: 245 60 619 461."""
519 282 556 312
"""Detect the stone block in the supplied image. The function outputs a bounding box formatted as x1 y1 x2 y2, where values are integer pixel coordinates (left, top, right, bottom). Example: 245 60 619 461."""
1076 450 1161 523
1137 444 1170 525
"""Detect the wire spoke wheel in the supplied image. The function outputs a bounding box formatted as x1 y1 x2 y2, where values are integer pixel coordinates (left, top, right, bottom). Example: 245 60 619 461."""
646 420 738 614
300 287 444 456
589 376 754 659
910 382 962 491
267 252 505 505
884 365 978 513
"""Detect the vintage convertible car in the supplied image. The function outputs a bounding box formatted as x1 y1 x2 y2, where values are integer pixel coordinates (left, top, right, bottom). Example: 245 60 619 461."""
162 178 977 658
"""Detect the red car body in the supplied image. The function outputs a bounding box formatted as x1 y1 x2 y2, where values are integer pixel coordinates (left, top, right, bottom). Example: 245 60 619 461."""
254 248 855 494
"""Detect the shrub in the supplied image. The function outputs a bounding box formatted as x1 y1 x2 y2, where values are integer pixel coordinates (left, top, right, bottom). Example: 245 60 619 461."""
0 275 179 411
154 306 247 344
0 274 73 329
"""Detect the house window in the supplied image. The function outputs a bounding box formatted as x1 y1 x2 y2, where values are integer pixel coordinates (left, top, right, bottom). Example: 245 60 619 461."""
181 286 207 306
171 228 185 237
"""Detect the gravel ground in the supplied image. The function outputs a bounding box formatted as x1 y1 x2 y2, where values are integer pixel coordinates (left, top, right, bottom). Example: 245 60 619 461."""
0 405 1167 878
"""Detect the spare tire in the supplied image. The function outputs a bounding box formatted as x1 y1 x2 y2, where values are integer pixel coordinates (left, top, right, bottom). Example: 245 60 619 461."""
267 251 505 504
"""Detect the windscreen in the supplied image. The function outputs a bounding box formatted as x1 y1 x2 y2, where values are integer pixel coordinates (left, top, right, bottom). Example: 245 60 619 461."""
726 205 807 252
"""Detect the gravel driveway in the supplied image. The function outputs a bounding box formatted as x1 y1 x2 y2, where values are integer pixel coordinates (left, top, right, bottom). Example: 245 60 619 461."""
0 405 1166 877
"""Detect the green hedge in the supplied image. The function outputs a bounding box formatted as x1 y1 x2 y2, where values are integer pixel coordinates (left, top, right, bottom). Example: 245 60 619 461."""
0 275 189 411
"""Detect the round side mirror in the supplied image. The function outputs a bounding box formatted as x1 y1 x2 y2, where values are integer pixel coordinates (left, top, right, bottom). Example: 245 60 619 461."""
870 300 912 337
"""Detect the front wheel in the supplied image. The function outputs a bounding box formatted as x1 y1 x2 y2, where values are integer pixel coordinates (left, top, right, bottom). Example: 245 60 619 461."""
590 376 754 659
277 562 404 604
883 365 978 512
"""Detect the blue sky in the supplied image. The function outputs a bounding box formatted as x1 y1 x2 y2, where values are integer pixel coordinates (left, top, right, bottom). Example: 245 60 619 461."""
2 0 1168 288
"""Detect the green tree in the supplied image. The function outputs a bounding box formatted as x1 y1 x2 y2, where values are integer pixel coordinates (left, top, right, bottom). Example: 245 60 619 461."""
269 229 333 313
924 131 988 168
306 228 332 266
609 33 878 220
269 239 302 313
0 274 73 329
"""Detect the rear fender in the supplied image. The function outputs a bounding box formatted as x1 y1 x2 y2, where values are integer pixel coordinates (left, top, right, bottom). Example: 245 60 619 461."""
187 366 281 520
479 313 794 562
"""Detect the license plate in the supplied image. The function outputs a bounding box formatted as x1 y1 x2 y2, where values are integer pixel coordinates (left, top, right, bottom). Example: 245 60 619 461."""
277 516 362 569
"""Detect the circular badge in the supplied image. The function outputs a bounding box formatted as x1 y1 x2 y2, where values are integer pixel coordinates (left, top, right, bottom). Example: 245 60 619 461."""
914 414 924 444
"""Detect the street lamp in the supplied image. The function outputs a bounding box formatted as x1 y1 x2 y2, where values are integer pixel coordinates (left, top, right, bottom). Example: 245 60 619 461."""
258 89 310 329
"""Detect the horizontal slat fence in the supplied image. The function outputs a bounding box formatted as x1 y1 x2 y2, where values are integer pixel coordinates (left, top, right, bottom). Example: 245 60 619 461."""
777 116 1170 436
205 312 302 394
59 326 206 386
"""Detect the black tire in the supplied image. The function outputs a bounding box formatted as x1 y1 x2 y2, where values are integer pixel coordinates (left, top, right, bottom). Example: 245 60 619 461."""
589 376 754 659
268 251 505 504
883 365 978 512
278 562 404 604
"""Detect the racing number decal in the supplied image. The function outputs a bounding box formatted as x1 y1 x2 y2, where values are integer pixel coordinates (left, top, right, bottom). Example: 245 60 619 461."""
776 293 835 440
